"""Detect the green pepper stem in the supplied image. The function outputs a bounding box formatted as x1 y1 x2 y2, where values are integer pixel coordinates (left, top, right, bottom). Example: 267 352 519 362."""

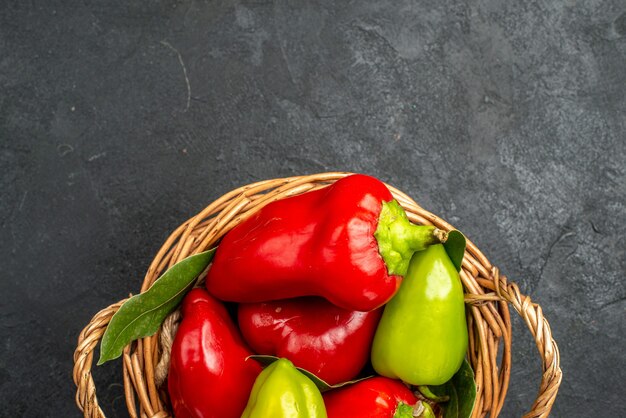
417 385 450 403
418 401 436 418
375 200 448 277
395 401 437 418
393 402 417 418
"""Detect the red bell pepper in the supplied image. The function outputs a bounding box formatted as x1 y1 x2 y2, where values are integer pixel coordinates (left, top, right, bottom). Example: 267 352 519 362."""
167 288 261 418
238 297 382 385
206 174 446 311
323 376 434 418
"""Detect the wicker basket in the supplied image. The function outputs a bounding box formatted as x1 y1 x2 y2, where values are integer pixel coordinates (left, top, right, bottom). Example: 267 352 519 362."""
73 172 562 418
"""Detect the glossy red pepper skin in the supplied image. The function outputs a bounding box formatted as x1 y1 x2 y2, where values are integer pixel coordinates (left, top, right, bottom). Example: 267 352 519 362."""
238 297 383 385
167 288 261 418
206 174 399 311
323 376 418 417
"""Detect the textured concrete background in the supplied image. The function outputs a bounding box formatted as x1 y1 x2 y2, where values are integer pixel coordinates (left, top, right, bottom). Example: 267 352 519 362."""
1 0 625 416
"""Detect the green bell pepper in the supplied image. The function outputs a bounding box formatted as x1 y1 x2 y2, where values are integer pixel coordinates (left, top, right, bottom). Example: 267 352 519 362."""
371 243 468 386
241 358 327 418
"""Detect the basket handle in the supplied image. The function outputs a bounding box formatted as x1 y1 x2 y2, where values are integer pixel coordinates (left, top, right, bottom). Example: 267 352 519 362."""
73 299 126 418
491 268 562 418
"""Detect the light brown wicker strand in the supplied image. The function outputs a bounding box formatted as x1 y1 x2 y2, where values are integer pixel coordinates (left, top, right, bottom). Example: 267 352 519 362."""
144 336 161 413
131 352 154 417
122 349 139 414
122 347 138 418
170 218 201 266
496 298 513 416
193 197 252 251
470 256 492 284
472 343 485 418
484 297 504 340
489 334 500 415
475 305 493 414
142 338 156 411
467 317 478 418
487 303 505 337
463 256 480 280
484 299 511 417
125 346 144 415
122 343 143 416
73 173 561 418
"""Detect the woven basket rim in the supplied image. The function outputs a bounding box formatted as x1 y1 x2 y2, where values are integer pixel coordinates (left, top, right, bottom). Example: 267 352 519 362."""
73 172 562 418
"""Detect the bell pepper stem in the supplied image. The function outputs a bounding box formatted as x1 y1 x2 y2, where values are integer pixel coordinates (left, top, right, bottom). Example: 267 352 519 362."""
375 200 448 277
393 402 415 418
417 385 450 402
417 401 436 418
394 401 436 418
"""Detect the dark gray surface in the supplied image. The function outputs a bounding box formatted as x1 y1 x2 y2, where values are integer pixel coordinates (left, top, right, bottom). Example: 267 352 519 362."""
1 1 625 416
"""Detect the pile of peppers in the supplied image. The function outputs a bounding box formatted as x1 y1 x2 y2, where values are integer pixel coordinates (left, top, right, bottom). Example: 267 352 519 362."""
168 174 468 418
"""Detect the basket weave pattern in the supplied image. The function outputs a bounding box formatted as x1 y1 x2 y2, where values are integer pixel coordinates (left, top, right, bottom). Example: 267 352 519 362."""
73 172 562 418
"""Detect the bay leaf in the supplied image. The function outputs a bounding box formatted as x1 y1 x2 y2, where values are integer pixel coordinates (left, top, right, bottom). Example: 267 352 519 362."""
97 248 215 365
430 358 476 418
443 230 466 272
